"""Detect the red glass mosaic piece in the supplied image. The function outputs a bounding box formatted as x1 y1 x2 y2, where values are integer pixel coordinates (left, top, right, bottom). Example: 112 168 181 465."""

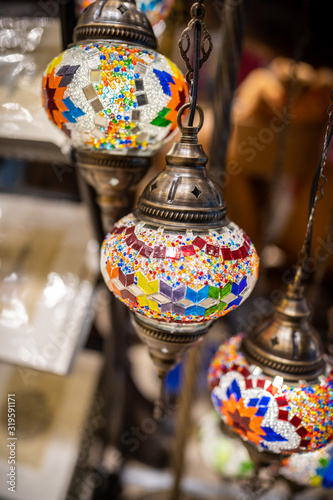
192 236 206 249
290 416 302 428
153 245 166 258
245 379 253 389
231 249 242 260
181 245 196 257
266 383 278 396
125 233 137 246
114 226 125 235
139 245 153 258
206 244 220 257
240 246 249 258
296 427 309 437
125 226 135 235
221 248 232 261
240 367 251 377
276 396 288 407
278 410 289 421
132 240 144 252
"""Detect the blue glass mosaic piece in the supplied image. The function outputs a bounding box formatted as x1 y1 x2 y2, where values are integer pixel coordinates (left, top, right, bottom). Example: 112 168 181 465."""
248 398 259 407
196 305 206 316
322 462 333 488
71 107 85 118
239 277 247 293
255 406 267 417
197 285 209 302
186 305 197 316
261 427 288 442
185 287 198 302
228 296 243 308
63 97 75 109
62 111 77 123
259 396 271 407
226 379 241 402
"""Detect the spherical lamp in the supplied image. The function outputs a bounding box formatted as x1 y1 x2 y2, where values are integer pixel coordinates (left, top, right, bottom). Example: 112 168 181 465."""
101 111 259 406
42 0 187 230
208 286 333 458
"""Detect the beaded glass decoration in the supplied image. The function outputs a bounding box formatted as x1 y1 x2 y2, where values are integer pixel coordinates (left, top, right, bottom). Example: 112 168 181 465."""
42 43 187 154
280 441 333 488
208 335 333 455
101 214 259 323
75 0 175 26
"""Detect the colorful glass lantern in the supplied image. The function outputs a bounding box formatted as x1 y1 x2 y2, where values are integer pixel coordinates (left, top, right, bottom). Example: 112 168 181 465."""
42 43 186 155
42 0 187 230
208 88 333 461
101 214 258 324
208 288 333 457
101 113 259 399
99 0 259 416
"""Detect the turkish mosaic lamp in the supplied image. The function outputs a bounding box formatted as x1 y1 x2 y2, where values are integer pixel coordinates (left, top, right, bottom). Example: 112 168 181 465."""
42 0 187 230
101 110 259 403
208 292 333 458
76 0 176 28
208 85 333 461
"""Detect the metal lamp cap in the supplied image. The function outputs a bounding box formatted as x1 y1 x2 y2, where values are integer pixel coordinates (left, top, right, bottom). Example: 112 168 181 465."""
73 0 157 49
242 286 325 381
136 125 228 228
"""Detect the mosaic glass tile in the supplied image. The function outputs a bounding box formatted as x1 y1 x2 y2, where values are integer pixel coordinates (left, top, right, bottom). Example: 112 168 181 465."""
101 214 259 323
42 43 187 155
208 335 333 455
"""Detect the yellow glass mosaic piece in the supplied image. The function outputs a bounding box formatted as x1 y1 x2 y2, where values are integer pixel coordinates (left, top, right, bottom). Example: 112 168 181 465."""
147 280 159 295
137 272 148 293
147 299 159 312
137 295 148 307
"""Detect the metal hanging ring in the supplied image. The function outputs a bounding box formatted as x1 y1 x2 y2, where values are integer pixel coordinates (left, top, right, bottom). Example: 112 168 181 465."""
177 103 204 132
190 1 205 19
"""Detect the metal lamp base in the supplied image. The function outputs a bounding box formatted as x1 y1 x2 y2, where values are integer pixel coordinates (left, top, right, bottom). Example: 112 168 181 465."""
132 313 211 418
76 150 151 233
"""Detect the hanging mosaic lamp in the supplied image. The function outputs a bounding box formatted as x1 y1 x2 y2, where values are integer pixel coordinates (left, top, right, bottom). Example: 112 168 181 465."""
42 0 187 229
208 96 333 460
208 297 333 458
101 2 259 413
76 0 175 29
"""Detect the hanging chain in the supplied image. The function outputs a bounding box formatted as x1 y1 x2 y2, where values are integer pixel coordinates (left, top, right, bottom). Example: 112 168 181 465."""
178 1 212 127
292 90 333 290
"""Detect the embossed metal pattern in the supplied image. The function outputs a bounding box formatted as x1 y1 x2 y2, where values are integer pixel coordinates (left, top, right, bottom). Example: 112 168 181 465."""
242 287 325 381
73 0 157 49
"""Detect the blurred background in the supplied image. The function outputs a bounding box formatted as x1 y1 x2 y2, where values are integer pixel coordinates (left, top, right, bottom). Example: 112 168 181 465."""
0 0 333 499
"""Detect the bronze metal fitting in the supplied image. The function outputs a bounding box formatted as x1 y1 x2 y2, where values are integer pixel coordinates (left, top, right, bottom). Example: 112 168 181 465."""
242 284 325 382
73 0 157 49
